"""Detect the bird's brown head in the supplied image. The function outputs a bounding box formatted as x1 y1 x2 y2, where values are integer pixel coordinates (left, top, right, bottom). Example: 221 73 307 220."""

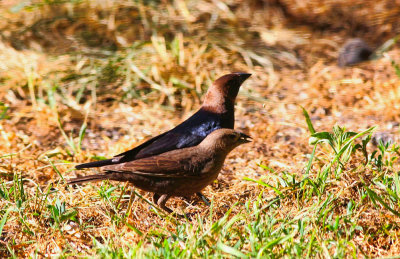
199 129 252 154
202 72 251 113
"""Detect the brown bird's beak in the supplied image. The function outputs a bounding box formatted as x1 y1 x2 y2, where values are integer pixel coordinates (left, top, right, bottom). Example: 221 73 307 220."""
239 132 252 143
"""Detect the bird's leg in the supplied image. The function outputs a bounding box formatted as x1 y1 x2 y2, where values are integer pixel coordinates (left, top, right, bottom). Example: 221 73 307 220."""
153 193 160 204
180 196 192 203
156 194 173 214
116 181 129 208
126 186 135 217
197 192 211 206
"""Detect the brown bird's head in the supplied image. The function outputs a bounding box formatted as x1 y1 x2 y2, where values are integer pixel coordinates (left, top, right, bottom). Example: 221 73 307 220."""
202 72 251 113
199 129 252 154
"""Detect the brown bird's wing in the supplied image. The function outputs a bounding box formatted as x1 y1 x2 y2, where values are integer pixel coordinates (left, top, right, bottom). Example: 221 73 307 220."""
103 152 198 178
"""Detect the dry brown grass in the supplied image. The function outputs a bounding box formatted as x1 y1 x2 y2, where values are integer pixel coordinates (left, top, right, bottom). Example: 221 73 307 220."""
1 0 400 257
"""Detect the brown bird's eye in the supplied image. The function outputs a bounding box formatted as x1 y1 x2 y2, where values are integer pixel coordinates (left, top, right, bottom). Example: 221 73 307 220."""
229 134 237 140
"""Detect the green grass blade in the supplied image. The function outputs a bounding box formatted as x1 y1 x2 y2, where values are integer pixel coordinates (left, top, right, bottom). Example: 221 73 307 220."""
301 106 315 134
0 207 12 237
394 172 400 198
305 144 318 177
243 177 283 196
217 242 247 258
365 186 400 217
78 122 87 151
332 126 376 164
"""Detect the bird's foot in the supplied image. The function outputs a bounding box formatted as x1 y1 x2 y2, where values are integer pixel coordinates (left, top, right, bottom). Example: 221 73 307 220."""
180 193 210 206
183 212 198 221
196 192 211 206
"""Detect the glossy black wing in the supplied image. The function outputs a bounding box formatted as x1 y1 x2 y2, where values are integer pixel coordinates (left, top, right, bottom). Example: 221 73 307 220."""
113 130 169 162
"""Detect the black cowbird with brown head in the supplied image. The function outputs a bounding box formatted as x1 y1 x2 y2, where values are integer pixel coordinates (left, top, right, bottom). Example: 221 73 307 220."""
338 38 373 67
68 129 252 213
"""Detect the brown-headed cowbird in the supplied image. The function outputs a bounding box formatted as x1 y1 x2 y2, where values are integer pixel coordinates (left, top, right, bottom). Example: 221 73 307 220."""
338 38 373 67
75 72 251 170
68 129 251 213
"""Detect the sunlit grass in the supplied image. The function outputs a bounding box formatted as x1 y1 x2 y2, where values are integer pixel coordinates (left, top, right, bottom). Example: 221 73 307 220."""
1 109 400 257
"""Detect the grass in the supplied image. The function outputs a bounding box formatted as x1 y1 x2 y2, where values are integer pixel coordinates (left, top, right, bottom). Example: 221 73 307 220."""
1 0 400 257
1 117 399 257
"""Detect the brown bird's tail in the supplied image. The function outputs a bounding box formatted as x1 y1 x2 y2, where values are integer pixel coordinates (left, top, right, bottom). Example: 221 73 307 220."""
67 174 109 185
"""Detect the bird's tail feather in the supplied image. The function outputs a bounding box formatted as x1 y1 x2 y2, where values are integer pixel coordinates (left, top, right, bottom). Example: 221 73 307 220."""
67 174 109 185
75 159 114 169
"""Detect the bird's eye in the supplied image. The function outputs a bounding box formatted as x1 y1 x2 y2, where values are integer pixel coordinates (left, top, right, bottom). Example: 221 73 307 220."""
229 134 237 140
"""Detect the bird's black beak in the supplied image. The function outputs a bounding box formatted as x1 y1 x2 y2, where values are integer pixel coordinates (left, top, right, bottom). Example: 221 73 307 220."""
233 72 252 82
239 132 252 143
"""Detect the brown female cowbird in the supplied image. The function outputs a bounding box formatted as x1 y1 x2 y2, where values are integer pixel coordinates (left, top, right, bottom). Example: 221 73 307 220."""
338 38 373 67
68 129 251 213
76 72 251 170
